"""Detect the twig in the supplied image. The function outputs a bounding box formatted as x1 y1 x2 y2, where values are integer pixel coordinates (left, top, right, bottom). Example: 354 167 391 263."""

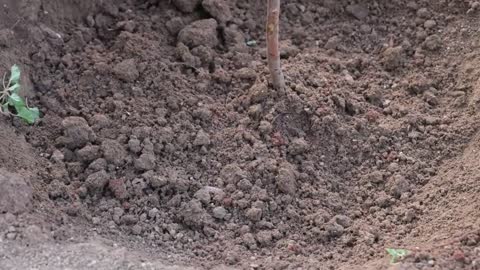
10 18 23 30
266 0 285 91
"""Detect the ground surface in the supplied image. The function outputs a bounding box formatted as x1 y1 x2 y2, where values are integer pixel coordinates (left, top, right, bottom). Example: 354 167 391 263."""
0 0 480 269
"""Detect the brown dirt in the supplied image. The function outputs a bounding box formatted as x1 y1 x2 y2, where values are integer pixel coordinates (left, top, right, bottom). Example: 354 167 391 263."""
1 0 480 269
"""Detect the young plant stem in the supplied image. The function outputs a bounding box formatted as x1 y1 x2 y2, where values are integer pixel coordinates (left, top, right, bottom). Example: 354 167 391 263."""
266 0 285 91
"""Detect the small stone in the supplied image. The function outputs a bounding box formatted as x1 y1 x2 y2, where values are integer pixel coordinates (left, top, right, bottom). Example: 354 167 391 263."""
212 206 228 220
113 59 139 82
245 207 262 222
193 130 211 146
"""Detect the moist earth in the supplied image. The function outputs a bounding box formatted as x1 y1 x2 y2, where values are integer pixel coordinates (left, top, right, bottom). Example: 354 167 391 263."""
1 0 480 269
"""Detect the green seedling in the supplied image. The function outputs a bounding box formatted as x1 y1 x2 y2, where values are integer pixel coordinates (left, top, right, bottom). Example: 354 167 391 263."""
0 65 39 124
246 40 257 47
386 248 410 264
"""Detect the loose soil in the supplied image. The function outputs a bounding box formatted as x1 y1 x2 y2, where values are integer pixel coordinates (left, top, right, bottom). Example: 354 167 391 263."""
1 0 480 269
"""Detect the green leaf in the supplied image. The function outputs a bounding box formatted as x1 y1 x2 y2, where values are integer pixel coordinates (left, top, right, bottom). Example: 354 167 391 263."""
1 103 8 113
386 248 410 264
7 93 25 109
16 106 39 124
8 83 21 94
8 65 21 86
246 40 257 47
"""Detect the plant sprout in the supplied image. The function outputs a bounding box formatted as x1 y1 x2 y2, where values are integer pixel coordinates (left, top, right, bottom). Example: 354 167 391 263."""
1 65 39 124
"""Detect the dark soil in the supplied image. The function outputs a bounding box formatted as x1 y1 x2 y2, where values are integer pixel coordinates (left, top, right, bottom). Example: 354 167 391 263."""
1 0 480 269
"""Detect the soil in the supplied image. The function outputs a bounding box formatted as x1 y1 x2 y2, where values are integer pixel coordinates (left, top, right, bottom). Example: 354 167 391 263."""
1 0 480 269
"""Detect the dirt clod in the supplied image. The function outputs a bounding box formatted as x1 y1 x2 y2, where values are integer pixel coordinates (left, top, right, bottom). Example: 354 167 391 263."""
113 59 139 82
101 140 127 166
423 34 442 51
202 0 232 24
382 46 405 71
172 0 201 13
212 206 228 220
85 170 110 196
180 200 210 229
178 19 219 49
0 169 33 214
109 178 128 200
276 163 297 195
288 138 309 155
245 207 262 222
134 153 156 171
193 130 211 146
61 117 96 150
346 4 369 20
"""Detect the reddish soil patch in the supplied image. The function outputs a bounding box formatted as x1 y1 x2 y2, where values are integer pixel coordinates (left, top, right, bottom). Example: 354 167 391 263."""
1 0 480 269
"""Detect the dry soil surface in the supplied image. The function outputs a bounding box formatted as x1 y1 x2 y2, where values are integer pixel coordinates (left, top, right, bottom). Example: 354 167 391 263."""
1 0 480 269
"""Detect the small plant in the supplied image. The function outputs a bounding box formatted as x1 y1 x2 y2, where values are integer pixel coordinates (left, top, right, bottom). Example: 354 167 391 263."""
0 65 39 124
386 248 410 264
